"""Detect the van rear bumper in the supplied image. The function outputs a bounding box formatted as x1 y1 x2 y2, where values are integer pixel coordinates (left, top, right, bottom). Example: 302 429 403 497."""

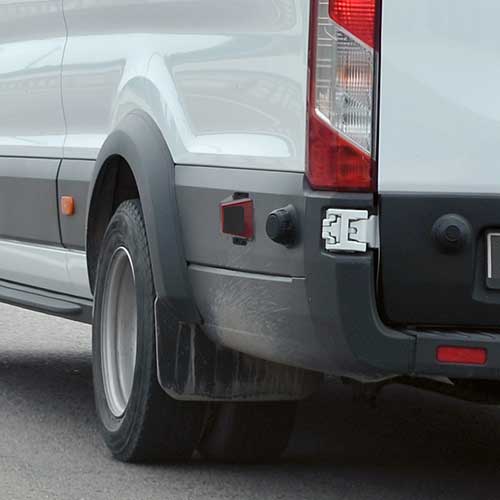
189 251 412 380
177 167 500 382
189 186 500 381
191 248 500 381
306 250 500 381
304 189 500 381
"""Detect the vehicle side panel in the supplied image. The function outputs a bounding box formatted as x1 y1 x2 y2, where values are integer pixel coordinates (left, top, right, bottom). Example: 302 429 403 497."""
0 0 66 158
58 159 95 251
176 166 305 277
0 240 90 297
0 157 60 245
61 0 310 173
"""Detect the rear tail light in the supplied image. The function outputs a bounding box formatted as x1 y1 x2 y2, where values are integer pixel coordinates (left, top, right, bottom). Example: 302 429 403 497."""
307 0 380 191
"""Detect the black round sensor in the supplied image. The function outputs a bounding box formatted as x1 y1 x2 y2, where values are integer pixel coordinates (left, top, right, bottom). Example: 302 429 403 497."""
432 214 471 254
266 205 297 247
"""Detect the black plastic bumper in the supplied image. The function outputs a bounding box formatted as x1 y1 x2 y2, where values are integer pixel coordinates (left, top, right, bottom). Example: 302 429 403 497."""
380 194 500 328
306 250 500 381
304 188 500 381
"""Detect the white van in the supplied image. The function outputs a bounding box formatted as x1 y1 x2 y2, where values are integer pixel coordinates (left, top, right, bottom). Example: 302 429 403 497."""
1 0 499 462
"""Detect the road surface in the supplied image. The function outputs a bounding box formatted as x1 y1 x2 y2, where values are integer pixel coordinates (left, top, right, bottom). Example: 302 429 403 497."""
0 303 497 499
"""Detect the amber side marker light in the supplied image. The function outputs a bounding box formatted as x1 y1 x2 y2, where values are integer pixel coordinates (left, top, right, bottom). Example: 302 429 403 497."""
61 196 75 216
436 346 487 366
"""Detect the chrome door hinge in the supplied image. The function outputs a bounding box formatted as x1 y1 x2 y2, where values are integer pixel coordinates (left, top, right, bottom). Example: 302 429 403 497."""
322 209 379 253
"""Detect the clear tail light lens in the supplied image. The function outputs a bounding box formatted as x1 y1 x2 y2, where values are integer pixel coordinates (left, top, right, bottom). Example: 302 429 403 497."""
307 0 380 191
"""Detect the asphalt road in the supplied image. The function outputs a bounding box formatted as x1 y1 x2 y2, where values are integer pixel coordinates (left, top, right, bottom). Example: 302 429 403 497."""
0 303 499 500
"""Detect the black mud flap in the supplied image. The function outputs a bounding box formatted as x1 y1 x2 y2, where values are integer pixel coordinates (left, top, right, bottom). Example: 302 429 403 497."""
155 298 322 401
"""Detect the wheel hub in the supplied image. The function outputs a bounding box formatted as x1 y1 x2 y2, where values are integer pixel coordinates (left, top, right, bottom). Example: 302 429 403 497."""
101 247 138 418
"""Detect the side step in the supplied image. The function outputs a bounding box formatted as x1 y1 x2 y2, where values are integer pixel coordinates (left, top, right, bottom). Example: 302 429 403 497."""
0 280 92 324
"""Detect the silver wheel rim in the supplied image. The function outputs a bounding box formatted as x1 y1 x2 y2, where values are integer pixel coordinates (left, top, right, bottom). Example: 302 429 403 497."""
101 247 138 418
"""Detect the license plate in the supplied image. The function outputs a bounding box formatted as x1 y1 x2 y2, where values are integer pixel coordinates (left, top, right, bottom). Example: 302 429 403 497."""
487 232 500 289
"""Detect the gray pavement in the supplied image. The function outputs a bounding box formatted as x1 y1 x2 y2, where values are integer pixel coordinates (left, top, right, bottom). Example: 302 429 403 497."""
0 303 497 499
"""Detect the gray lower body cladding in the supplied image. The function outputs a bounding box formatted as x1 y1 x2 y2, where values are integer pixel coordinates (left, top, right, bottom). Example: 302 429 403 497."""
176 165 500 382
188 266 326 372
175 164 383 378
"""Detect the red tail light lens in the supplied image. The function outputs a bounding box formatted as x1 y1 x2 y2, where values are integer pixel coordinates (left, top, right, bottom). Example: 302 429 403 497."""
330 0 378 48
307 0 380 191
309 115 373 190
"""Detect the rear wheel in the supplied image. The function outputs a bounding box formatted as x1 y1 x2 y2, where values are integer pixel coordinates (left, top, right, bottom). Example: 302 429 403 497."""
92 199 205 462
198 401 297 463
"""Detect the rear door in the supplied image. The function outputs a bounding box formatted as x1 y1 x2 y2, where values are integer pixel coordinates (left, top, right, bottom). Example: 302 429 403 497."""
378 0 500 327
379 0 500 194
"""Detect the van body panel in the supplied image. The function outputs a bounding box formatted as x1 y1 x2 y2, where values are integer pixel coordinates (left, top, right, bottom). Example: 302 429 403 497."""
61 0 310 173
0 157 60 245
57 159 95 251
176 165 306 277
0 240 90 298
0 0 66 158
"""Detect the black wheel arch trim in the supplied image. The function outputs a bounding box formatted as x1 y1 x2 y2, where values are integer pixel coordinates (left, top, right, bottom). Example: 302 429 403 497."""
86 111 320 401
87 110 200 323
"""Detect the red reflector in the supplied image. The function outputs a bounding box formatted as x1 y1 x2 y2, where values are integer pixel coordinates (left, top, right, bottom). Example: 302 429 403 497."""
330 0 377 48
220 198 254 240
308 114 374 191
436 346 487 366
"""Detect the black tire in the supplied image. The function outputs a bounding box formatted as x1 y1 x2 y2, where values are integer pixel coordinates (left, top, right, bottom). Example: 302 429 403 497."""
198 401 297 463
92 199 205 462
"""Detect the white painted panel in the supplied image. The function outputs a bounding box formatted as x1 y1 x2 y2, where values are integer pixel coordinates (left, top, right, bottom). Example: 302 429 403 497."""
379 0 500 194
0 240 91 299
0 0 66 158
62 0 310 173
66 249 93 299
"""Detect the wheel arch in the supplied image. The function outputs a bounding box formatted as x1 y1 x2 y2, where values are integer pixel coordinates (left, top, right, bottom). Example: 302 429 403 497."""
86 110 200 323
86 111 319 403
